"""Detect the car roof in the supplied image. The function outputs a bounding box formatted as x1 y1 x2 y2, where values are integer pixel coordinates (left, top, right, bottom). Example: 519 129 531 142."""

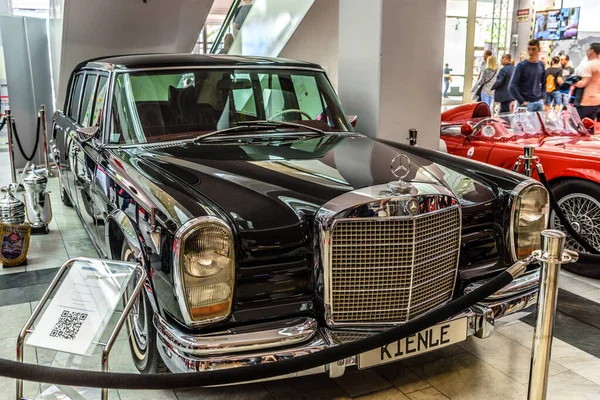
78 53 325 72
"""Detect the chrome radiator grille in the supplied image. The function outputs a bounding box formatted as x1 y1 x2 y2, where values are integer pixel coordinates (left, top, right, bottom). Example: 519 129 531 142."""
328 206 460 324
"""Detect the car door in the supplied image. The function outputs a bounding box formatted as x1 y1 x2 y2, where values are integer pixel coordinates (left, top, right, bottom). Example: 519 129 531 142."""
89 74 111 256
60 72 85 201
71 72 101 244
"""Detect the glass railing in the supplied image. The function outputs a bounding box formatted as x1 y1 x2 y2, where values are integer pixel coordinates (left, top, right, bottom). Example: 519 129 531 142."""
210 0 315 57
210 0 247 54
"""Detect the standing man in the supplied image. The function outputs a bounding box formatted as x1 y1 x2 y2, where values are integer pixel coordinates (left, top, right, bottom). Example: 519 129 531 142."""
572 43 600 120
560 54 574 78
560 54 575 105
509 39 546 112
492 54 516 113
443 64 452 98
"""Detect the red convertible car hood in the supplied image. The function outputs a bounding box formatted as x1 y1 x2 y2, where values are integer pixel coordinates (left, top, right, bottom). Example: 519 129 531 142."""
539 134 600 157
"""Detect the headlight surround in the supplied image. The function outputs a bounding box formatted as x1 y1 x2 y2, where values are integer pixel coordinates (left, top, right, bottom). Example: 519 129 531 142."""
510 182 549 261
173 217 235 326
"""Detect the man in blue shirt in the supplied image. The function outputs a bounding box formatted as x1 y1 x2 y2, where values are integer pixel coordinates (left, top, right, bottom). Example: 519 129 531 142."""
509 39 546 112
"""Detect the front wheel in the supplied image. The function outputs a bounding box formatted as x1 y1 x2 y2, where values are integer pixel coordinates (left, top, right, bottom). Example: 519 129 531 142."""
122 243 167 373
59 175 72 207
549 179 600 278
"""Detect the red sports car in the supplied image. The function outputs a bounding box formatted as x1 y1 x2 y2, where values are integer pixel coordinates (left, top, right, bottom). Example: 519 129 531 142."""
440 103 600 254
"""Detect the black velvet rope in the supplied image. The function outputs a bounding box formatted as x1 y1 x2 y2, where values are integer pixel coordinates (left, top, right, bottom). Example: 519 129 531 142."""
537 169 600 255
11 115 40 162
0 270 513 390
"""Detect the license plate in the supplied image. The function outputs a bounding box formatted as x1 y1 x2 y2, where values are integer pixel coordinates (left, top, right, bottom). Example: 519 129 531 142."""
358 318 468 369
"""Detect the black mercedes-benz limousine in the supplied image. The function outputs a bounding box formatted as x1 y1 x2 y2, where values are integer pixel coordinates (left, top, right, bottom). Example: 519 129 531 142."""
51 53 548 377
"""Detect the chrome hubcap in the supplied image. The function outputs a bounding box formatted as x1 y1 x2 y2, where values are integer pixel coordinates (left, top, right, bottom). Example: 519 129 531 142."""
131 283 148 351
124 251 148 352
550 193 600 252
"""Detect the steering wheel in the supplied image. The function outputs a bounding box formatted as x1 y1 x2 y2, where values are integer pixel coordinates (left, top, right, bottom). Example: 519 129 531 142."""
471 117 500 132
269 109 312 121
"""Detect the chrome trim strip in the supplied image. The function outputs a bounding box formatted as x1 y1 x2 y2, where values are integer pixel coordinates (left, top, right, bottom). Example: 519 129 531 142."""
509 180 549 262
464 268 540 300
155 297 540 376
481 289 538 319
172 216 235 327
157 329 332 375
154 315 318 356
117 65 326 73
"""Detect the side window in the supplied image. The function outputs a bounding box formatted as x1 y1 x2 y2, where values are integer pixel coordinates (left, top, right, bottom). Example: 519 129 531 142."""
92 76 109 127
291 75 324 119
79 74 97 126
259 73 285 118
231 72 256 117
110 75 138 144
68 74 84 120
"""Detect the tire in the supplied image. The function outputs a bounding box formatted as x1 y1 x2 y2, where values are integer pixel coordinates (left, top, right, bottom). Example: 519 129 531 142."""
59 176 72 207
548 179 600 278
121 242 168 374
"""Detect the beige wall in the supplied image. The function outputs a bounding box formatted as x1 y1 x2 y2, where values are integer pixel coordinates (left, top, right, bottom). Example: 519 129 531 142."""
338 0 445 150
279 0 339 89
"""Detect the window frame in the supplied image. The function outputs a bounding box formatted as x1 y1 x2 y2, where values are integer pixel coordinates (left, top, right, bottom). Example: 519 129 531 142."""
78 73 99 126
66 72 85 122
89 73 110 129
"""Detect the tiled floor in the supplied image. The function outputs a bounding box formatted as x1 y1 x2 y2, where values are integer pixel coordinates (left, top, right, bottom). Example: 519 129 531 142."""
1 150 600 399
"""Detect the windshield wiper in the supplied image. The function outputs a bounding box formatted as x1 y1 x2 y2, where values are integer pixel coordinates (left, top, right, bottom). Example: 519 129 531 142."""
194 120 326 143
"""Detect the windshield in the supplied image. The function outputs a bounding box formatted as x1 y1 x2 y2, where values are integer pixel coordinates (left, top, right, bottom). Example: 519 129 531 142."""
109 68 352 145
499 107 585 136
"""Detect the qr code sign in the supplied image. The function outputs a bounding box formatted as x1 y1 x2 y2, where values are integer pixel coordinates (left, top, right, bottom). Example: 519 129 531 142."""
49 310 88 340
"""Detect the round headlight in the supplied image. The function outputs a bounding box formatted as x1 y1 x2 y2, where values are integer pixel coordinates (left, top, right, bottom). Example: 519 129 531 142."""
173 217 235 326
511 183 549 260
184 225 232 278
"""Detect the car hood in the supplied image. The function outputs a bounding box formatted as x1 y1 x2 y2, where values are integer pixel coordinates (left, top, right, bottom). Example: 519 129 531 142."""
538 134 600 156
121 134 506 258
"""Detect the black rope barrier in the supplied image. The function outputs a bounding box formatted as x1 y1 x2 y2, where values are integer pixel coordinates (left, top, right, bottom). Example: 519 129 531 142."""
0 116 6 133
0 270 514 390
536 166 600 255
11 115 41 162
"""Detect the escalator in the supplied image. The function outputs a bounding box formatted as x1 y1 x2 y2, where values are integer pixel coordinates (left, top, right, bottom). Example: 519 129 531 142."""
210 0 316 56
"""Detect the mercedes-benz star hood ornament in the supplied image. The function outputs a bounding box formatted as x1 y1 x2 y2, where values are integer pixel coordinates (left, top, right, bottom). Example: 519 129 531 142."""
388 154 412 194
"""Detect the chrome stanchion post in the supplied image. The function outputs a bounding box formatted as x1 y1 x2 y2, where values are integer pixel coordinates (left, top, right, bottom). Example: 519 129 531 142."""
528 230 577 400
6 109 17 185
523 145 536 177
39 105 54 177
408 129 418 146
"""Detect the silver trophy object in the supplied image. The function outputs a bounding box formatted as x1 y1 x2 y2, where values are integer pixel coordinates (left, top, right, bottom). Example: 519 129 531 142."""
0 187 26 224
22 169 52 234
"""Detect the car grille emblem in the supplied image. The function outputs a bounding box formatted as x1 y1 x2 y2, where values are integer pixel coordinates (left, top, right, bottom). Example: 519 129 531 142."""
406 198 419 215
388 154 412 194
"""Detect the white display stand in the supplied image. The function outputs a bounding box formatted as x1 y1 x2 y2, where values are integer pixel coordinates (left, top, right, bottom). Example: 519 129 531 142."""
16 258 146 400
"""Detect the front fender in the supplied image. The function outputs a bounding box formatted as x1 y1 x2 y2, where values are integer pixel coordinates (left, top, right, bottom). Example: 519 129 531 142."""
105 209 159 313
553 168 600 185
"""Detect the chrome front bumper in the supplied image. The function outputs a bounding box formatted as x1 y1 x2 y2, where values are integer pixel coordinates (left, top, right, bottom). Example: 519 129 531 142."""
155 267 539 377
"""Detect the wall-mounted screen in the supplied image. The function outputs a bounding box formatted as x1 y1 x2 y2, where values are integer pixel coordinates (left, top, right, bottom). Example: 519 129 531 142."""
533 7 580 41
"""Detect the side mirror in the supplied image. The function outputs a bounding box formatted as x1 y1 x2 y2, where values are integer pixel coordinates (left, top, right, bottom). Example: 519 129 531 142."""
77 126 99 137
348 115 357 127
460 123 474 136
582 117 595 133
76 126 99 143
